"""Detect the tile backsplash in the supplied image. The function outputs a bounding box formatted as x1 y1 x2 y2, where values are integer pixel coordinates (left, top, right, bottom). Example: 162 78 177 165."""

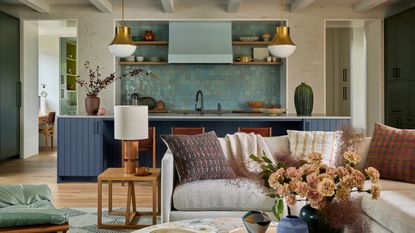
119 21 282 110
121 64 280 110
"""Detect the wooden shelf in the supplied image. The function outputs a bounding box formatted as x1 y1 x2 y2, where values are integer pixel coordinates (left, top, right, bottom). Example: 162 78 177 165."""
118 61 169 65
133 41 168 45
67 73 77 76
232 41 271 45
232 61 282 65
66 57 76 62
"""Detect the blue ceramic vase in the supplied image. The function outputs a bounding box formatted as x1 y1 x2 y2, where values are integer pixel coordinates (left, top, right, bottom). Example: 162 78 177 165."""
277 216 309 233
242 211 271 233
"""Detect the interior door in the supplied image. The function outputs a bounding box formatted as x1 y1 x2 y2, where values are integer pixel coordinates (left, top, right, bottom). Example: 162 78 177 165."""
337 28 351 116
0 12 20 159
395 10 414 80
385 16 397 81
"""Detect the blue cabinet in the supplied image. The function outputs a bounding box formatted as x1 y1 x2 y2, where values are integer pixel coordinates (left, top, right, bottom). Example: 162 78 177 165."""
57 118 103 182
304 119 350 131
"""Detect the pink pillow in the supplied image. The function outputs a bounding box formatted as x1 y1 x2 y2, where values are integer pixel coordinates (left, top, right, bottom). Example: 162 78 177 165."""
366 123 415 183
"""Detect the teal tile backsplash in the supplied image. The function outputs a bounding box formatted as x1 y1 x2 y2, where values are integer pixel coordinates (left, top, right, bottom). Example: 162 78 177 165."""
120 21 282 110
121 64 280 110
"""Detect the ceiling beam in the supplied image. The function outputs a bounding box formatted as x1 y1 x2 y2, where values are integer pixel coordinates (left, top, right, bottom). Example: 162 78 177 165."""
18 0 50 13
352 0 388 12
290 0 315 12
161 0 175 13
89 0 112 13
227 0 242 13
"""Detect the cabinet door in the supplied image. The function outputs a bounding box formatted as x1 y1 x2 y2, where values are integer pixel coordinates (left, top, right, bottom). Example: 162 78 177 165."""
57 118 103 177
385 114 403 128
385 82 409 115
0 12 20 160
395 10 415 80
385 17 397 81
409 81 415 117
304 119 350 131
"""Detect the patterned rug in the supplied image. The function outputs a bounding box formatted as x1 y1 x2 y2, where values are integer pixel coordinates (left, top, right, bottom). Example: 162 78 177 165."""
64 208 160 233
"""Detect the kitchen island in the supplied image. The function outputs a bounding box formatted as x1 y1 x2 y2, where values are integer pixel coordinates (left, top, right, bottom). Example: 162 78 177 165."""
57 113 350 182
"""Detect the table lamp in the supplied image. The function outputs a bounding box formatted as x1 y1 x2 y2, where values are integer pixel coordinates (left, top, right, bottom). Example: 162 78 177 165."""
114 106 148 174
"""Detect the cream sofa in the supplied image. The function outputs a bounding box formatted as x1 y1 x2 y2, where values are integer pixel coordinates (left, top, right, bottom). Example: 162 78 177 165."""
161 136 415 233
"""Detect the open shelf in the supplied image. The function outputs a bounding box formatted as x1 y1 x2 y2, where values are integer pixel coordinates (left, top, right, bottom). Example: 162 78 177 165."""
67 73 77 76
232 41 271 45
133 41 168 45
232 61 282 65
118 61 169 65
66 57 76 62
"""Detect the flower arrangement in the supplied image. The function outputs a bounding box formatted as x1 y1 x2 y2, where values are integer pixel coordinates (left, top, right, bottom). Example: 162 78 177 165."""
76 61 156 97
251 151 381 223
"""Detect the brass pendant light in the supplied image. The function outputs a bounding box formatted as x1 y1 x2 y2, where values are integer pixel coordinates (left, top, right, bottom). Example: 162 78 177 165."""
268 0 296 58
108 0 136 58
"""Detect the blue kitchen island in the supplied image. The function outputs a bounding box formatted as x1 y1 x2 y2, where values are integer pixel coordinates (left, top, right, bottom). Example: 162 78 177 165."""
56 113 350 182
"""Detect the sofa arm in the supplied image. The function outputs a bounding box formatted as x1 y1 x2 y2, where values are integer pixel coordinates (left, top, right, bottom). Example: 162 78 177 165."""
161 150 175 223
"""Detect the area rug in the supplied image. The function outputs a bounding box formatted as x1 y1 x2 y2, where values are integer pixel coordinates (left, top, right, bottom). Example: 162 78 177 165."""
64 208 160 233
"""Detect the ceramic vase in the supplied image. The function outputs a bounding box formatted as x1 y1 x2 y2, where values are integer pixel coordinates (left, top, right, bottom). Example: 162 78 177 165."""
277 216 309 233
299 204 344 233
144 30 155 41
242 211 271 233
85 95 100 115
294 82 314 116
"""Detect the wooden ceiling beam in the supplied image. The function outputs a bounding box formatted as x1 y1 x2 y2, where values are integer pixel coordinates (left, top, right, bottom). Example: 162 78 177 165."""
89 0 112 13
227 0 242 13
18 0 50 13
352 0 388 12
161 0 175 13
290 0 315 12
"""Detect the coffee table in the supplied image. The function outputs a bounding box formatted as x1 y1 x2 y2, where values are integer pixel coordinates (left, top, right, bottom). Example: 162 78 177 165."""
132 218 278 233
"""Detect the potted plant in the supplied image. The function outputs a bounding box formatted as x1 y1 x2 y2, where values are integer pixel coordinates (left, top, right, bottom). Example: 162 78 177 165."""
251 150 381 233
76 61 155 115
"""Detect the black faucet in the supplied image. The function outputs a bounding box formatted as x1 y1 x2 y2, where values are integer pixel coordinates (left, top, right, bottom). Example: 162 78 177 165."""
195 90 204 115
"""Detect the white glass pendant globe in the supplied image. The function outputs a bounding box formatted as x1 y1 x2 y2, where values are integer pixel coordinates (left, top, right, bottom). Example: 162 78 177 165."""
268 44 297 58
108 44 136 58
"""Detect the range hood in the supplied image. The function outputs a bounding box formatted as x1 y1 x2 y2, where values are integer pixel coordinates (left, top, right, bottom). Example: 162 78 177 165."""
168 22 233 63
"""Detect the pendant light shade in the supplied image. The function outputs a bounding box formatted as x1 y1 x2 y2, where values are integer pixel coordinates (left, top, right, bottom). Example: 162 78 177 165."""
268 26 296 58
108 26 136 57
108 0 136 58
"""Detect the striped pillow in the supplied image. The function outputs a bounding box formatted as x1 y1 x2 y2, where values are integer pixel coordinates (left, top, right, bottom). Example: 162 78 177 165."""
287 130 342 166
366 123 415 183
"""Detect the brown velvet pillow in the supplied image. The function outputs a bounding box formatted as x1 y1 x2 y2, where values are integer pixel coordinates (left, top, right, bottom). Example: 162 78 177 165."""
161 131 236 183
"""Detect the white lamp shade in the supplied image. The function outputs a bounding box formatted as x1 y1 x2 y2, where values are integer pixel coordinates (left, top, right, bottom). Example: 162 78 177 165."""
114 106 148 140
108 44 136 58
268 44 296 58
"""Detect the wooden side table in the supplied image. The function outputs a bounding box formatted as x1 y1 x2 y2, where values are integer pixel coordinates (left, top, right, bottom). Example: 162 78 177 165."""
97 168 161 229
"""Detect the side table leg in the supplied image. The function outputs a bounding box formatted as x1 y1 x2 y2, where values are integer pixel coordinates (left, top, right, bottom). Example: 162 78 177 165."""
125 181 132 225
131 181 137 212
152 180 157 224
108 180 113 214
97 180 103 228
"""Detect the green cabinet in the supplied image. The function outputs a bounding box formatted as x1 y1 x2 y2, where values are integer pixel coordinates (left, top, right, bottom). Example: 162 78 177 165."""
0 12 20 160
385 7 415 129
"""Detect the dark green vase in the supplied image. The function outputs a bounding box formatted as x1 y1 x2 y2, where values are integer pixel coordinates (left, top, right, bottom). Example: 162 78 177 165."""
294 82 313 116
299 204 344 233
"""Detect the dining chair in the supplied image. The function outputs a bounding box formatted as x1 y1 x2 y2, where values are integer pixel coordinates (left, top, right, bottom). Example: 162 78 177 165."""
171 127 205 135
39 112 56 148
238 127 272 137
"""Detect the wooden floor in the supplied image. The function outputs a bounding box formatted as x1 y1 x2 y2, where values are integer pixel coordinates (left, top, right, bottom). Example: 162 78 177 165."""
0 150 153 208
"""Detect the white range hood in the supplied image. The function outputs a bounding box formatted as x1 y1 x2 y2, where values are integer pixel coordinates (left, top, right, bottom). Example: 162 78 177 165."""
168 22 233 64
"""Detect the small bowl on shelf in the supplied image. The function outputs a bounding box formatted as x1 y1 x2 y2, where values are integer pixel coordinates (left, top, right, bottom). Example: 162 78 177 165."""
125 55 135 62
136 56 144 62
239 36 259 42
247 101 265 109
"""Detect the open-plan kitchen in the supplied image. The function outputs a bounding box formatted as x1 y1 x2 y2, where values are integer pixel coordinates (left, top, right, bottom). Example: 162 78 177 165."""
0 0 414 233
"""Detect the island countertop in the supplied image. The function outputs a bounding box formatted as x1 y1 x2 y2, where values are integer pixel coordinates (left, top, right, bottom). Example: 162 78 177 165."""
58 113 351 121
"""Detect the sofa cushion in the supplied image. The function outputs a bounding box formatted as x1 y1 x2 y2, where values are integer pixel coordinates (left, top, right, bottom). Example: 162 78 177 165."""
161 131 236 183
361 179 415 233
173 178 274 211
287 130 342 166
366 123 415 183
0 184 52 208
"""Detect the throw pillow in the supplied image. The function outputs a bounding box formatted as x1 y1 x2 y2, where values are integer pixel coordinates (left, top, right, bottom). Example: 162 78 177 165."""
366 123 415 183
287 130 342 166
161 131 236 183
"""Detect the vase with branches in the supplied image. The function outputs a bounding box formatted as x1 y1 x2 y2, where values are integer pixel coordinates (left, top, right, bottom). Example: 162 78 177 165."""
76 61 156 115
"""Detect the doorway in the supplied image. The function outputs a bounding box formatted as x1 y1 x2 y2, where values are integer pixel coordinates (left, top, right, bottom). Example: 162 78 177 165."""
325 20 382 135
